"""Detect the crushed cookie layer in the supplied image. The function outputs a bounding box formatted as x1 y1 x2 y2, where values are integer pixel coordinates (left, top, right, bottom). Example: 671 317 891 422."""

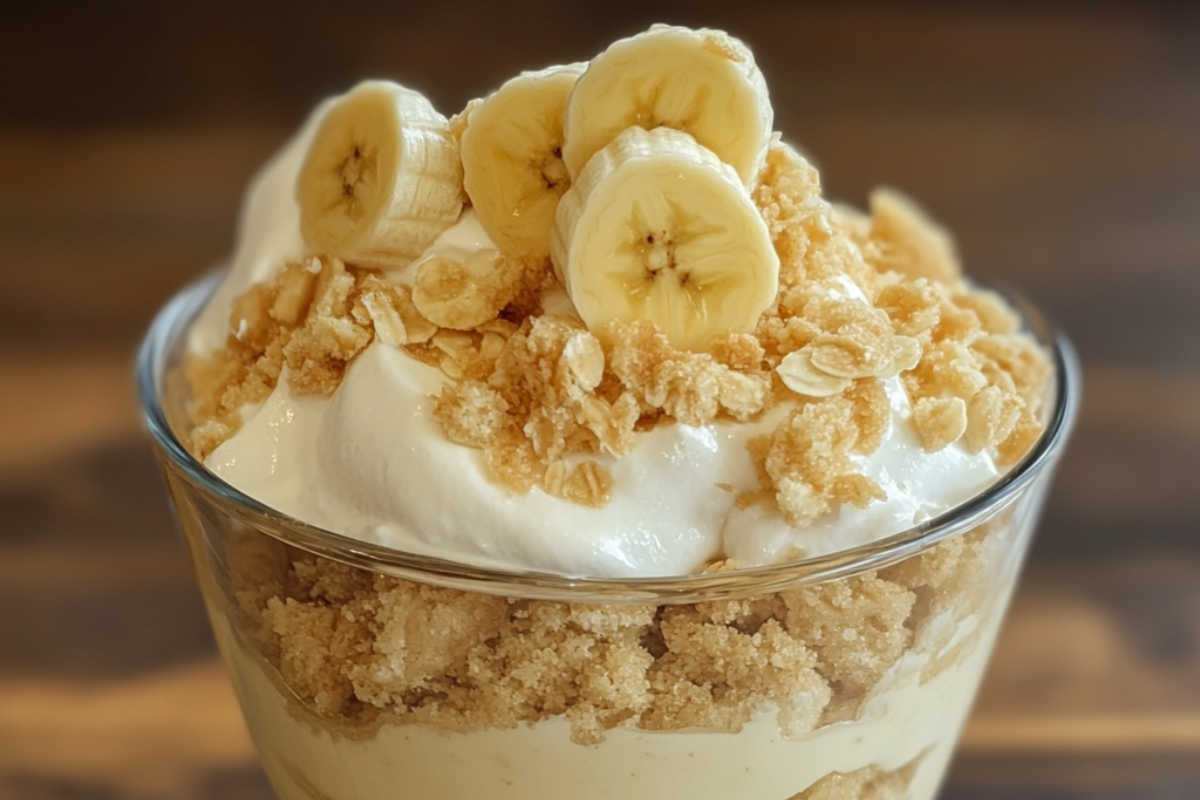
223 522 1001 745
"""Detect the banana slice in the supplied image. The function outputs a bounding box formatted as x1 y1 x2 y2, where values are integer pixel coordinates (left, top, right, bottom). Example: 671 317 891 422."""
461 63 586 262
561 25 773 187
553 126 779 353
296 80 463 270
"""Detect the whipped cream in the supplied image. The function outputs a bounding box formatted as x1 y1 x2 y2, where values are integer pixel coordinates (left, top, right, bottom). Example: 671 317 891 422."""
191 115 1004 579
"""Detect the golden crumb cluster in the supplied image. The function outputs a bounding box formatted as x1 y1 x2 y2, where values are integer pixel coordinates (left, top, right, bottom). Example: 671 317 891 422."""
744 143 1050 524
224 523 995 746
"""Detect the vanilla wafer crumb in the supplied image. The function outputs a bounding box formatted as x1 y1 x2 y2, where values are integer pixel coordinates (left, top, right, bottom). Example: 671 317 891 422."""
225 519 999 745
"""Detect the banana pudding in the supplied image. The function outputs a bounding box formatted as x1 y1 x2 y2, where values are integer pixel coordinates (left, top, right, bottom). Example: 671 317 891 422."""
141 23 1073 800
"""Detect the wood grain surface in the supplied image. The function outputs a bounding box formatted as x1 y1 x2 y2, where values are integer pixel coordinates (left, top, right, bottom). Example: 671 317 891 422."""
2 2 1199 798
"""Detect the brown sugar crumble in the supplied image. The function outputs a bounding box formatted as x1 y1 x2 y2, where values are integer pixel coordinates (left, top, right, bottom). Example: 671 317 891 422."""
224 518 1003 746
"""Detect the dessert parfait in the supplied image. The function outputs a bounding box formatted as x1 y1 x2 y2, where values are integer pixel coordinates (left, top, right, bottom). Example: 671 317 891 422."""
139 24 1077 800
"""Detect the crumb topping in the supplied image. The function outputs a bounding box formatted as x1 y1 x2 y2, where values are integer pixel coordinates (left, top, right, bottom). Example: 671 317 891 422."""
189 138 1050 520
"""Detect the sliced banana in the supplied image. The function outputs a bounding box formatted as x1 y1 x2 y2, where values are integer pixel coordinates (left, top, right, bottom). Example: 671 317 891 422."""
296 80 463 270
461 63 586 263
562 25 773 187
552 126 779 353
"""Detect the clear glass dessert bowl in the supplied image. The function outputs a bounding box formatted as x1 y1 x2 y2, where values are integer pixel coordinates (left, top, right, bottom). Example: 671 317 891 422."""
139 270 1079 800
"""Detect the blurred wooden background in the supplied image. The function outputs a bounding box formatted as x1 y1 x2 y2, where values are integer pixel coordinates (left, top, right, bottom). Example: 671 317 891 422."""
1 1 1199 798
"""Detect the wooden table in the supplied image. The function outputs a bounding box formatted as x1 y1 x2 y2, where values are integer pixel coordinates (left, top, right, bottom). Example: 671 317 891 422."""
2 3 1199 798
